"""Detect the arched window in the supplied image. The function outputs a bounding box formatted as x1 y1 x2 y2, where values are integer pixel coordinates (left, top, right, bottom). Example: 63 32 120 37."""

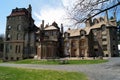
17 25 21 31
17 33 21 40
6 34 11 41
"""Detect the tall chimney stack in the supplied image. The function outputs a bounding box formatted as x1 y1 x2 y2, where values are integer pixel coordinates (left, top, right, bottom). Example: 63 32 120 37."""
61 24 63 34
41 20 44 30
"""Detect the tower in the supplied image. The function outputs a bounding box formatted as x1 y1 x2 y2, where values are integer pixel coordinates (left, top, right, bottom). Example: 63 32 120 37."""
3 5 36 61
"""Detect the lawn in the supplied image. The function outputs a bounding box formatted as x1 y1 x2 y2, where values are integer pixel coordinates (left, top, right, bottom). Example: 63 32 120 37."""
8 59 108 65
0 66 88 80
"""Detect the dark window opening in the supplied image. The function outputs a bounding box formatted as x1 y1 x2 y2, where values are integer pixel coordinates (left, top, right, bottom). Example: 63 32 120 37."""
94 49 98 51
113 48 116 51
11 57 13 60
102 38 107 41
6 34 11 41
18 45 20 53
113 38 115 40
5 57 8 60
17 57 19 60
105 54 109 57
5 44 9 53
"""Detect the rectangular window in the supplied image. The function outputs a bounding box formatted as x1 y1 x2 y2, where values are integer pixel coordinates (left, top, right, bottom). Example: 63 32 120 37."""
103 45 107 51
94 49 98 51
102 38 107 41
6 44 9 53
18 45 20 53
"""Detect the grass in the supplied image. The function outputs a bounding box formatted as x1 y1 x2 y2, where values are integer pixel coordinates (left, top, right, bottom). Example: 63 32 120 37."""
8 59 108 65
0 66 88 80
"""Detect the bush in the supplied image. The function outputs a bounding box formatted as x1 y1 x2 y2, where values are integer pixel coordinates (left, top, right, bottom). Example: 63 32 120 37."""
59 59 69 64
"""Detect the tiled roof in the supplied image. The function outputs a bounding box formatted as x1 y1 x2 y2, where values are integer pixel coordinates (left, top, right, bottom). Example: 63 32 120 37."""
66 29 81 37
44 25 58 30
65 21 108 36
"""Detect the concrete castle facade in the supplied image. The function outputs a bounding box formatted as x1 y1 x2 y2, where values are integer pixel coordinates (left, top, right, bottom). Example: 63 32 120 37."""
3 5 119 61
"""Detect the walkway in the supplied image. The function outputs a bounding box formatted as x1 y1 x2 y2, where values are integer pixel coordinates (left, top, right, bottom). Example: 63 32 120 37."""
0 58 120 80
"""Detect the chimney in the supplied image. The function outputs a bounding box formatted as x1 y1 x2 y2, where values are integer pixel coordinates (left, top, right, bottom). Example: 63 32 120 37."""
61 24 64 34
41 20 44 30
114 11 116 20
105 10 109 24
28 4 32 14
113 11 117 26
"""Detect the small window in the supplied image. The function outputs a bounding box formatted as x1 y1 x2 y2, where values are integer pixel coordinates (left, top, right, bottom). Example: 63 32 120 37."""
102 38 107 41
8 25 11 30
5 57 8 60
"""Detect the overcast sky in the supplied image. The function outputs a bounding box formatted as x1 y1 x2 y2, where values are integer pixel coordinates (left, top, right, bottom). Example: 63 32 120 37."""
0 0 76 34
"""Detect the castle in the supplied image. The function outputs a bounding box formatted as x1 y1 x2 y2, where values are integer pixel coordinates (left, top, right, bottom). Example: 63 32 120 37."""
3 5 119 61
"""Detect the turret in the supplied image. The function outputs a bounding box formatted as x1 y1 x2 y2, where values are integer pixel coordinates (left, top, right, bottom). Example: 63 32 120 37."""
27 4 32 14
85 14 92 27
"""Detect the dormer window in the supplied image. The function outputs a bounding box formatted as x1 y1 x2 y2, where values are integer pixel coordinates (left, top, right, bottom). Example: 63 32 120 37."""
100 17 104 22
93 18 99 24
80 30 86 36
101 25 106 31
64 32 69 38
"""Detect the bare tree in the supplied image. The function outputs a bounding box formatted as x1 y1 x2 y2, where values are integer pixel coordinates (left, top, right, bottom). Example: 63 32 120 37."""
68 0 120 26
0 34 4 58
